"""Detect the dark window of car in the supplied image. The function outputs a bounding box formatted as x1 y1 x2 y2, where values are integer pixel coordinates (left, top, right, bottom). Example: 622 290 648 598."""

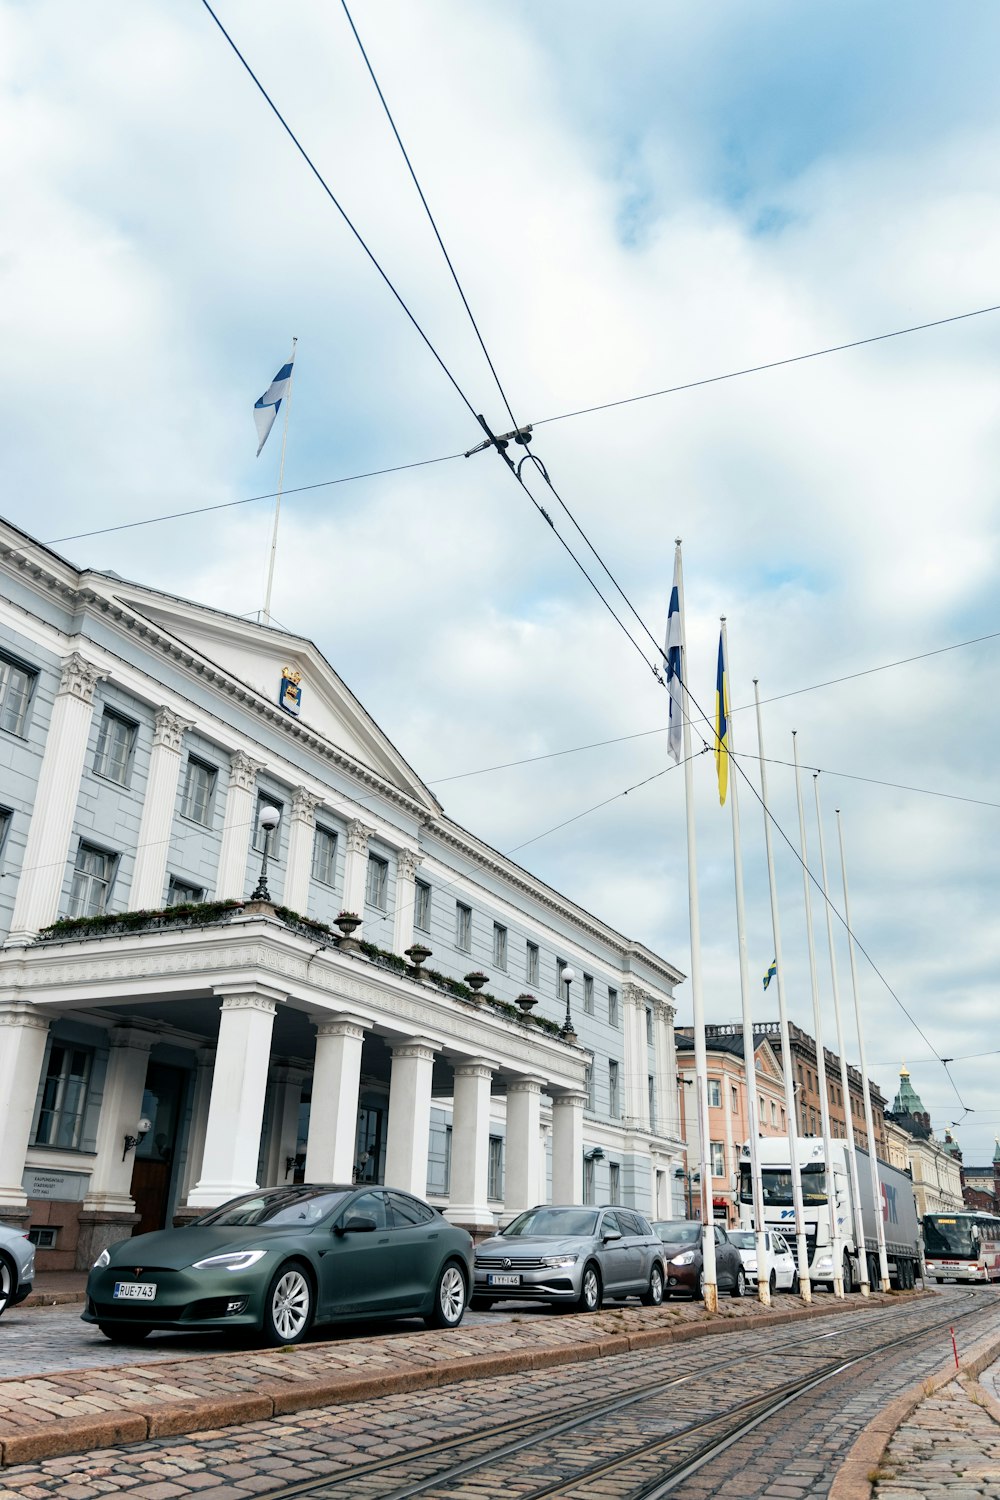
348 1190 387 1229
600 1211 622 1236
714 1226 728 1244
387 1192 436 1226
654 1221 700 1245
503 1207 599 1237
195 1187 352 1227
617 1210 642 1236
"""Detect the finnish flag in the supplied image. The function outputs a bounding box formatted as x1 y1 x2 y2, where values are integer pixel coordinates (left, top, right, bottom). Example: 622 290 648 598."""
254 351 295 456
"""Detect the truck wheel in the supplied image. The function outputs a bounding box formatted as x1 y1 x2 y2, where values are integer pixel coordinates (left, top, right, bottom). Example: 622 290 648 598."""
842 1255 854 1295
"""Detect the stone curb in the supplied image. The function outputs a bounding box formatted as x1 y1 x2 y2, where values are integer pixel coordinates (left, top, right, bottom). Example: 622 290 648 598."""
21 1289 87 1308
0 1290 916 1468
827 1322 1000 1500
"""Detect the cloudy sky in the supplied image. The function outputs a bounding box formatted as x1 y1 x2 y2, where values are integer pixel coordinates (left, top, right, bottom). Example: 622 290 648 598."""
3 1 998 1161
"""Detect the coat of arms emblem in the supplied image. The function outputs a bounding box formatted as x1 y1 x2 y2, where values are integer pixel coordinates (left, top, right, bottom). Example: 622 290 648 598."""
279 666 302 718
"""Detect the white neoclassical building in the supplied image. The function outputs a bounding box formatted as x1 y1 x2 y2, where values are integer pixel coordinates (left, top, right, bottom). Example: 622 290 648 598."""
0 518 687 1270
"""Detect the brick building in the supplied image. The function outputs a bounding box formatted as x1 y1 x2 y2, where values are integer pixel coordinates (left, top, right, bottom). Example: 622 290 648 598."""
754 1020 889 1160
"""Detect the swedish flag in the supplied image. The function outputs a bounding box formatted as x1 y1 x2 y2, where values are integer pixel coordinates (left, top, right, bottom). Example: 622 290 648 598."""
715 631 729 805
763 958 777 991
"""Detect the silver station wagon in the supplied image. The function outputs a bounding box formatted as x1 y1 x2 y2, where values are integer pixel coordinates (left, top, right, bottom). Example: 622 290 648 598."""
473 1205 666 1312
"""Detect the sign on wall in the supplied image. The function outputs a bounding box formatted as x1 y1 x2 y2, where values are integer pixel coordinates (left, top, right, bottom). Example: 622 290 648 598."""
22 1169 90 1202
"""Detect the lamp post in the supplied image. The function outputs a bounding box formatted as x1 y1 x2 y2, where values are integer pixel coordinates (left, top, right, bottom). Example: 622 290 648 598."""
674 1163 701 1219
560 965 577 1042
251 804 281 902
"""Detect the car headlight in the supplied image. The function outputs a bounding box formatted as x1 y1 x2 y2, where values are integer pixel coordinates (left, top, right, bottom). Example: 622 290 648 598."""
191 1250 268 1271
746 1261 758 1273
670 1250 695 1266
540 1255 578 1268
816 1256 833 1273
93 1249 110 1269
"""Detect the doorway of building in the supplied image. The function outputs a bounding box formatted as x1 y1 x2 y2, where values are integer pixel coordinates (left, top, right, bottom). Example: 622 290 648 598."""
354 1105 386 1184
131 1062 187 1235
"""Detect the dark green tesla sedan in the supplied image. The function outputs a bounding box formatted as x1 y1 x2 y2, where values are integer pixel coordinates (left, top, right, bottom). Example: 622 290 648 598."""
83 1184 474 1346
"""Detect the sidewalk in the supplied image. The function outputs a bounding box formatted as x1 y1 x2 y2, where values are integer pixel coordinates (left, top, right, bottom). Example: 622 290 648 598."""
0 1288 899 1468
22 1272 88 1308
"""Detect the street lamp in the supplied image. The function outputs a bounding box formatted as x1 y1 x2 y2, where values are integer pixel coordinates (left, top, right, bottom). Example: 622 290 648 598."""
251 804 281 901
560 965 577 1042
674 1163 701 1219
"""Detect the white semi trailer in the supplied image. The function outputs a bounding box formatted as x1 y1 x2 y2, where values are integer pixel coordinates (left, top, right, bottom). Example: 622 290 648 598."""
737 1135 921 1291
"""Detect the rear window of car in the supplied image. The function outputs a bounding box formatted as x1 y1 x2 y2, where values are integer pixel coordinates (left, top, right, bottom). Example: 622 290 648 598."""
503 1208 599 1237
196 1188 352 1227
654 1221 700 1245
728 1231 756 1249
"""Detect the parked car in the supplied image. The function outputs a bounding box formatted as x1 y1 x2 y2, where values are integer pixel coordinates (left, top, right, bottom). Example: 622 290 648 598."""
0 1224 35 1318
651 1219 746 1299
83 1184 474 1346
474 1205 666 1312
727 1229 796 1293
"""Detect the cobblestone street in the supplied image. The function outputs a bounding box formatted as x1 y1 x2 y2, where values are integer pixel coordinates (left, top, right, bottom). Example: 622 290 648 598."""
873 1356 1000 1500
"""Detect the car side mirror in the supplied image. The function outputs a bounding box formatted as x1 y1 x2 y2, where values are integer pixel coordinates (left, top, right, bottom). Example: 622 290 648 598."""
602 1229 622 1243
335 1216 377 1235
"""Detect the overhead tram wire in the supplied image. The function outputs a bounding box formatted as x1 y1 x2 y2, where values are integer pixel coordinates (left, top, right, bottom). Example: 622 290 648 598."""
203 5 966 1106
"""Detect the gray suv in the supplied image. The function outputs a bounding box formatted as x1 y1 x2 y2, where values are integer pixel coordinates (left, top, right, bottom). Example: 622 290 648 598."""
0 1223 36 1317
473 1205 665 1312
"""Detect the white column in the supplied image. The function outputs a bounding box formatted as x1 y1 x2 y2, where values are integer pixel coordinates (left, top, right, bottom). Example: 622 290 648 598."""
7 653 103 942
187 986 282 1207
283 788 321 915
304 1016 368 1183
656 1005 680 1139
342 819 373 924
179 1048 215 1201
393 848 423 955
129 708 193 911
622 984 646 1127
539 1119 552 1202
504 1075 544 1216
262 1064 307 1187
384 1038 436 1196
551 1091 586 1203
0 1002 50 1217
82 1028 155 1213
446 1057 496 1228
215 750 264 900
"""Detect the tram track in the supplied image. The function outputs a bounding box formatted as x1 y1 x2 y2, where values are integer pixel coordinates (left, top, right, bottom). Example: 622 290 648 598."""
237 1293 988 1500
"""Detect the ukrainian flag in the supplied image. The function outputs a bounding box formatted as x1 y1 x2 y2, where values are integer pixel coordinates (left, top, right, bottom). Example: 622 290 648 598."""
715 631 729 805
763 958 777 991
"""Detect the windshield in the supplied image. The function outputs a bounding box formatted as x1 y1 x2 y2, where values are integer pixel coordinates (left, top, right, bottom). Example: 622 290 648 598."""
728 1231 756 1250
740 1163 828 1205
654 1221 700 1245
195 1188 352 1227
502 1208 599 1238
923 1216 978 1257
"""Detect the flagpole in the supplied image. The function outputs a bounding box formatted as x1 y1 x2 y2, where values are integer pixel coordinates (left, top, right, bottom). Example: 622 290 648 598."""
792 732 842 1297
672 540 718 1311
836 808 891 1293
753 681 811 1301
721 620 770 1305
262 336 297 627
813 774 869 1296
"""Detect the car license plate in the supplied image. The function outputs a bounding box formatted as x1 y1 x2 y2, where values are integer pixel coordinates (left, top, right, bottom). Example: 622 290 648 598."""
488 1273 521 1287
113 1281 157 1300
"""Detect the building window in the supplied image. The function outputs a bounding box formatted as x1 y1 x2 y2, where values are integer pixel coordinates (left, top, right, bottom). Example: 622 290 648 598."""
585 1063 595 1110
759 1095 766 1121
426 1121 451 1196
583 974 594 1015
488 1136 504 1201
556 957 567 997
455 902 472 952
167 876 203 905
608 987 619 1027
781 1107 786 1129
583 1155 596 1204
93 709 136 786
0 806 10 859
771 1100 778 1126
0 654 35 737
253 795 283 853
711 1141 725 1178
708 1078 722 1109
526 941 539 986
311 826 338 887
731 1085 739 1114
493 923 507 970
414 879 431 933
648 1075 656 1131
68 843 117 918
608 1162 621 1204
33 1044 92 1149
181 758 217 826
609 1060 620 1119
365 854 388 910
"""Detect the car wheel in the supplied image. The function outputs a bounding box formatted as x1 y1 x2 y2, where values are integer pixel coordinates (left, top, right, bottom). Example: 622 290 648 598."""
731 1267 746 1299
425 1260 467 1329
261 1262 314 1346
98 1324 152 1344
641 1263 664 1307
576 1262 602 1313
768 1270 777 1297
696 1269 705 1301
0 1255 14 1319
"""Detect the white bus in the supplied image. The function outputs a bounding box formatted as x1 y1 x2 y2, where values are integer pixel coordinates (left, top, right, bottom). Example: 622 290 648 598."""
922 1211 1000 1284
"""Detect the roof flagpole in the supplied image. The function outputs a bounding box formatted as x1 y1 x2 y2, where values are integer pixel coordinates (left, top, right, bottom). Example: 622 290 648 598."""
262 336 297 626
